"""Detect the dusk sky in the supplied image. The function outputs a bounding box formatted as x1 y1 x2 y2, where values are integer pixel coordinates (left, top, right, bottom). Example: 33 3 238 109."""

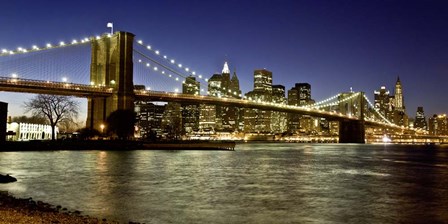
1 0 448 120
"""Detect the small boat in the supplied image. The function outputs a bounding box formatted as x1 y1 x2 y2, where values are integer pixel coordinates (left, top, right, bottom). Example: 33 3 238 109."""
0 174 17 183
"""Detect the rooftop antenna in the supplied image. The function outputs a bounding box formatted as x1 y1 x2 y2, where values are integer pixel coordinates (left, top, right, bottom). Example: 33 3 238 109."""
107 22 114 35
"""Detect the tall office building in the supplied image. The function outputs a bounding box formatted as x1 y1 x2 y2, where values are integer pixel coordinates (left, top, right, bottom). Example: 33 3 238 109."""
414 107 427 130
428 114 448 135
271 85 287 133
221 63 240 131
161 102 182 139
181 76 200 134
201 73 222 131
253 69 273 94
244 69 273 133
135 101 166 139
374 86 394 122
393 77 408 126
287 83 312 134
200 62 242 133
394 77 405 112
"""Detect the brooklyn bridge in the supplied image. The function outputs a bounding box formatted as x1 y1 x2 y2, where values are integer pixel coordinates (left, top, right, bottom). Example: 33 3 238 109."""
0 31 444 143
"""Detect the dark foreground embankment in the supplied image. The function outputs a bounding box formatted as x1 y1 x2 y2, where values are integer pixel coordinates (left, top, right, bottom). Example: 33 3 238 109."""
0 191 131 223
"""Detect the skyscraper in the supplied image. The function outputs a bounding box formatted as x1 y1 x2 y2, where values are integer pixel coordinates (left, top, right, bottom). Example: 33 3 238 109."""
181 76 200 134
200 62 242 133
287 83 312 134
393 76 408 126
135 101 165 140
374 86 394 122
244 69 273 133
394 76 405 112
253 69 273 94
414 106 427 130
271 85 287 134
428 114 448 135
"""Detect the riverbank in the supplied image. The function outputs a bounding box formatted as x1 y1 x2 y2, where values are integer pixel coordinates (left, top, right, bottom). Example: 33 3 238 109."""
0 191 125 224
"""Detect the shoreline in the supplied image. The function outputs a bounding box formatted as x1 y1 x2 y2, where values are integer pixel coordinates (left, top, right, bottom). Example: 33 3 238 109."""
0 191 131 223
0 140 236 151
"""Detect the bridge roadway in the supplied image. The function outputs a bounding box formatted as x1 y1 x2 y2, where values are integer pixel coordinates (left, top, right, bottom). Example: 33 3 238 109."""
0 77 112 97
0 76 404 130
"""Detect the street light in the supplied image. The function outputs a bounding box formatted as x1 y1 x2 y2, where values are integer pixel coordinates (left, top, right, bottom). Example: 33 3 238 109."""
100 124 105 134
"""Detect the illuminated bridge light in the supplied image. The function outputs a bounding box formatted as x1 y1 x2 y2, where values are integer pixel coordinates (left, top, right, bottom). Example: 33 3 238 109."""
137 40 143 44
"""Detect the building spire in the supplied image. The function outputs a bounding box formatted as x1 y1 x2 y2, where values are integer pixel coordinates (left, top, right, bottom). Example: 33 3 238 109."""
222 61 230 74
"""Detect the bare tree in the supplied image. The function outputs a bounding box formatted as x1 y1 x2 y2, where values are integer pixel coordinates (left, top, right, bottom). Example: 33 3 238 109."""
24 94 79 140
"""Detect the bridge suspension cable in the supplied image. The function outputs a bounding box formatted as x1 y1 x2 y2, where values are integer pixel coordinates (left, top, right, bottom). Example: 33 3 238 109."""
0 34 103 57
133 39 243 98
312 92 361 110
0 44 91 83
362 94 393 124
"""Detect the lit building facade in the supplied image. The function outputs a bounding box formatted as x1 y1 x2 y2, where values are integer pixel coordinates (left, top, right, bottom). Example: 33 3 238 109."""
428 114 448 135
393 77 408 126
287 83 312 134
271 85 287 134
182 76 200 134
244 69 273 133
6 122 57 141
414 106 427 130
374 86 394 122
135 101 165 139
200 62 242 133
161 102 182 139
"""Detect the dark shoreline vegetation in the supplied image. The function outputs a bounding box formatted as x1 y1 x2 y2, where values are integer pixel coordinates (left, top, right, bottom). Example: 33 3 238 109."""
0 191 134 223
0 140 236 151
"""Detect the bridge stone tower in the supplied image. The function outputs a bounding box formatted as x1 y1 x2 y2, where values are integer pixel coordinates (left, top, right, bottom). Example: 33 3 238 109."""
338 92 366 143
86 32 135 131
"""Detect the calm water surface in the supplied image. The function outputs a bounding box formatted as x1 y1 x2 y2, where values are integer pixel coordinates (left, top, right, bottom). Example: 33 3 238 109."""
1 143 448 223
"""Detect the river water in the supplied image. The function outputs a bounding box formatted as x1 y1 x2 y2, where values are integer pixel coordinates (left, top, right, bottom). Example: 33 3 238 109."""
1 143 448 223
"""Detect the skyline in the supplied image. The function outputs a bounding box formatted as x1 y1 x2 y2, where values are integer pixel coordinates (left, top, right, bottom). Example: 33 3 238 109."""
1 0 448 119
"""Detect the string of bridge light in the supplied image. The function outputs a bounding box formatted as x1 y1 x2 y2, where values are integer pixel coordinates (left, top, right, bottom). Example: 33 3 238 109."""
134 39 211 85
134 53 195 92
311 92 360 109
362 95 393 124
134 42 244 98
0 34 113 57
304 93 342 108
135 53 247 99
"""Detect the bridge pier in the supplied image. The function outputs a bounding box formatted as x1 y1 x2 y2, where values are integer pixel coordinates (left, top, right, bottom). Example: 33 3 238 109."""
339 119 365 143
86 32 135 131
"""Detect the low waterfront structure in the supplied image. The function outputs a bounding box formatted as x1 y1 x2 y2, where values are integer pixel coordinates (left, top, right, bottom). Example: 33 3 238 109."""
6 122 57 141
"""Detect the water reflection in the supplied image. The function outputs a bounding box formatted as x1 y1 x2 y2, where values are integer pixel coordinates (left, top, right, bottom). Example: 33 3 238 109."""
0 144 448 223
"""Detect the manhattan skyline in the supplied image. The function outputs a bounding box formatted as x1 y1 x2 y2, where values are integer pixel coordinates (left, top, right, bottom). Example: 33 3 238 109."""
1 0 448 118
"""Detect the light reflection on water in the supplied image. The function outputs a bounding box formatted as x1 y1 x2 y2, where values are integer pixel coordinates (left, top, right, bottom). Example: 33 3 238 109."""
1 143 448 223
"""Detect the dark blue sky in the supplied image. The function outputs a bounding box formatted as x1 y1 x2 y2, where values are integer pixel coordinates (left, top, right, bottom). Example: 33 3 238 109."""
1 0 448 118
